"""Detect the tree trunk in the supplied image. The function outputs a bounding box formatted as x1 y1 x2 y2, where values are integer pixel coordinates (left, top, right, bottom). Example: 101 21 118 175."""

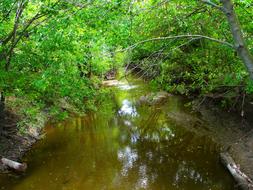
0 91 5 135
221 0 253 80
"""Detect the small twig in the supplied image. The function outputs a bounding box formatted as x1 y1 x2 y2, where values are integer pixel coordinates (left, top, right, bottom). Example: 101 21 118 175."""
185 6 207 18
241 93 245 117
229 94 240 112
196 97 207 109
237 128 253 143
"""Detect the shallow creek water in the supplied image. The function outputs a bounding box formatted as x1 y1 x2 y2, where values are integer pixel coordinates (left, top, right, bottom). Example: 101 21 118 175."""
0 78 234 190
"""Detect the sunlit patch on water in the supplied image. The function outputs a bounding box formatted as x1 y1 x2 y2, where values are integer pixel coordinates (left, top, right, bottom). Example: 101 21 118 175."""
123 120 132 127
118 146 138 176
118 99 138 117
117 84 138 90
136 165 149 189
102 79 138 90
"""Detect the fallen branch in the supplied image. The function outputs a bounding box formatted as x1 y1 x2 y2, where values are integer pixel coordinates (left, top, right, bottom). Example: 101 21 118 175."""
1 157 27 172
220 152 253 190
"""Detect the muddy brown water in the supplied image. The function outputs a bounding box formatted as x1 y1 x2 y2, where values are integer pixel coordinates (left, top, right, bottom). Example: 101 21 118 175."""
0 78 235 190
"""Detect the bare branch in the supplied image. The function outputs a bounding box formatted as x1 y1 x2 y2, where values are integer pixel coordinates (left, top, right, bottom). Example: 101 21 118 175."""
12 13 45 48
185 6 207 18
123 37 205 80
201 0 225 12
5 0 26 71
117 34 234 52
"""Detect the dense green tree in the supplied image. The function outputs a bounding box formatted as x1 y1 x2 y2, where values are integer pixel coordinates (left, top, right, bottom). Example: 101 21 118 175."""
122 0 253 109
0 0 253 133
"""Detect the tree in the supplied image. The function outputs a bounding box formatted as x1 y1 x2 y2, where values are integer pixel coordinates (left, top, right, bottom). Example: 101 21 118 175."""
203 0 253 80
118 0 253 105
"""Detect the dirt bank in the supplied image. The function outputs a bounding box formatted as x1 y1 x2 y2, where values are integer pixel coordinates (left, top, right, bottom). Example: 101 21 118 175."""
195 100 253 181
0 96 85 173
0 109 44 172
173 98 253 188
1 89 253 187
194 101 253 189
138 92 253 188
0 95 49 172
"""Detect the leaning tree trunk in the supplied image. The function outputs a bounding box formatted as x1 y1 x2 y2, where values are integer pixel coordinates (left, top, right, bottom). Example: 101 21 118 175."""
220 0 253 80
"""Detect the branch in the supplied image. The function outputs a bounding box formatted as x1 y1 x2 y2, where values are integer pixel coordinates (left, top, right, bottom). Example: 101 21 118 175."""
13 13 45 47
185 6 207 18
0 0 18 22
128 38 203 79
117 34 234 52
201 0 225 12
0 0 26 46
0 31 14 46
5 0 26 71
220 152 253 190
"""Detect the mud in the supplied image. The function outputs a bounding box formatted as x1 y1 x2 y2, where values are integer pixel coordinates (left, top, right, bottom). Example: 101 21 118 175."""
0 110 42 172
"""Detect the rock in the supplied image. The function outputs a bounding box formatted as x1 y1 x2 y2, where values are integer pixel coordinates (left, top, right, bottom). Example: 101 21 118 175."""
27 126 40 139
152 91 171 104
137 91 172 106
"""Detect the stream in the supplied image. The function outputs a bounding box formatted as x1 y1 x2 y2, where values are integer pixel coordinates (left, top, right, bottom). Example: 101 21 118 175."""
0 78 234 190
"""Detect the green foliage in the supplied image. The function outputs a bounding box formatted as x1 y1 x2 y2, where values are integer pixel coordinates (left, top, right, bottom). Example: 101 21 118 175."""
1 0 253 129
121 0 253 109
0 0 133 132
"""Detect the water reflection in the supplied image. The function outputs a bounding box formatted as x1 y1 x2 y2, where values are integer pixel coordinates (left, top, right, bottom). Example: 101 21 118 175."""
175 161 204 184
0 79 234 190
136 165 149 189
118 146 138 176
118 99 138 117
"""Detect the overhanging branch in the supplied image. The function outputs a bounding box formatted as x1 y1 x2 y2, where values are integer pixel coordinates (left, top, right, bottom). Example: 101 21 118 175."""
201 0 225 12
117 34 234 52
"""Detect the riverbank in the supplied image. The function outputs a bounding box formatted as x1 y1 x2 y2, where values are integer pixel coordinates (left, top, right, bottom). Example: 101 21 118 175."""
1 79 253 189
0 95 92 172
104 79 253 186
133 87 253 188
0 78 235 190
0 99 47 172
194 100 253 182
166 97 253 187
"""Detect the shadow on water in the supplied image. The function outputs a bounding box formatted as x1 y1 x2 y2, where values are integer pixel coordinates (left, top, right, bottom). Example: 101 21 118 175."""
0 78 235 190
